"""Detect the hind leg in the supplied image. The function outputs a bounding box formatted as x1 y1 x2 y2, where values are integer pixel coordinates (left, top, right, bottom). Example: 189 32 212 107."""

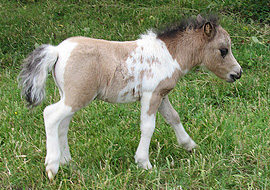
44 100 74 180
58 114 73 165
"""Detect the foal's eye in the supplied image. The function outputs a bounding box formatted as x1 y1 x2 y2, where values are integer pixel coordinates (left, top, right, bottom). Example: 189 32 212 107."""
219 48 228 58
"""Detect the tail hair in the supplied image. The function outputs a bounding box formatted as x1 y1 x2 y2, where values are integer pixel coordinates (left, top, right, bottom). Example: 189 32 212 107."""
18 44 58 108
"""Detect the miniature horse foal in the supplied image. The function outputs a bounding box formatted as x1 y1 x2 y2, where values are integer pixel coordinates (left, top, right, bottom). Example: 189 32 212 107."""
19 15 242 180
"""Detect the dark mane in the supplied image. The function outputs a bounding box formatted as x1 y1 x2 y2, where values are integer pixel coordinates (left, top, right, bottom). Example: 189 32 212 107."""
157 15 219 39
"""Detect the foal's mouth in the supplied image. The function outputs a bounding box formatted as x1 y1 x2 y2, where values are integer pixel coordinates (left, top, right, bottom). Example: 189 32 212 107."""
228 69 243 83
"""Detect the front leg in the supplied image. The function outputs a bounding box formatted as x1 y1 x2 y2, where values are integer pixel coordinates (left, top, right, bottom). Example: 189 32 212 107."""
135 92 162 169
158 96 197 151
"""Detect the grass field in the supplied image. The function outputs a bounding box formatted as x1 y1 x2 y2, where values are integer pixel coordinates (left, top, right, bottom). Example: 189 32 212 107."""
1 0 269 189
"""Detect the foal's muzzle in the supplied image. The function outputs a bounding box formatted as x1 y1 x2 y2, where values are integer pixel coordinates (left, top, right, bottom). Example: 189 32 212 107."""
230 69 243 82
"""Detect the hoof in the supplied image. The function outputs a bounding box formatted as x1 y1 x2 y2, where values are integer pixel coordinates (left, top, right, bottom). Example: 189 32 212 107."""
138 161 152 170
182 139 197 152
188 143 198 152
47 170 54 181
135 156 152 169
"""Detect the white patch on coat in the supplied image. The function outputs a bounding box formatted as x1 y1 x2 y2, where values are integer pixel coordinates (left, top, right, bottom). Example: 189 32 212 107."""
54 40 78 98
117 31 181 103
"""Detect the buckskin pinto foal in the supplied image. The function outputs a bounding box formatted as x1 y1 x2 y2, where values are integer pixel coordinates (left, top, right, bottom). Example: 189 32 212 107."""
19 15 242 180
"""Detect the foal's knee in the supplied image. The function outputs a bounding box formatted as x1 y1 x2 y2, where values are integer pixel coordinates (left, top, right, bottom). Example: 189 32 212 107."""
169 110 181 124
140 115 156 137
162 109 181 126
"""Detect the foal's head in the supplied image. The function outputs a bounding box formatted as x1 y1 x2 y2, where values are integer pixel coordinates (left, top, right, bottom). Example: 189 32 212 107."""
157 15 242 82
199 15 242 82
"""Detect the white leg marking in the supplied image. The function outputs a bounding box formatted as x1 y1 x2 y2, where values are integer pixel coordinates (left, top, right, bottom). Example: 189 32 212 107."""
44 100 74 178
58 115 73 165
158 96 197 151
135 92 156 169
173 123 197 151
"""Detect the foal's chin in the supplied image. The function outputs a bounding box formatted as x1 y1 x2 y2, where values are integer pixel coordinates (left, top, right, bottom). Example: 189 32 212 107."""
219 75 239 83
226 78 237 83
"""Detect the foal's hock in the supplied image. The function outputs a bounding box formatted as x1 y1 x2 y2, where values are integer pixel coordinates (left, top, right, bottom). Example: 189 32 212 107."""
18 15 242 181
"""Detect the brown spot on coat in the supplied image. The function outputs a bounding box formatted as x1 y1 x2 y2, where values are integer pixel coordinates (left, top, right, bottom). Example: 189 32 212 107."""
147 70 180 116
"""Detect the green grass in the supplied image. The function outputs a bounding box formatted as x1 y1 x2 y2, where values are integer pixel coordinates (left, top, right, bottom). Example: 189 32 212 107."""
1 0 269 189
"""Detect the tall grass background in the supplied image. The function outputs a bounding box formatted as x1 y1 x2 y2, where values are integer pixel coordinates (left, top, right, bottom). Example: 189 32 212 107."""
0 0 269 189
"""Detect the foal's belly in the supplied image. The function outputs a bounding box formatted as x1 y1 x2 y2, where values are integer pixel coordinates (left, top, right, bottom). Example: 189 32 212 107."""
97 83 142 103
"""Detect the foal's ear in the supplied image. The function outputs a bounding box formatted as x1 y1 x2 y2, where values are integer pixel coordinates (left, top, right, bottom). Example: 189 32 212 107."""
203 22 215 39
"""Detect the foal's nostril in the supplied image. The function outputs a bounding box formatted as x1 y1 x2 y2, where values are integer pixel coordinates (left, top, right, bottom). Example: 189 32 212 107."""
235 74 241 80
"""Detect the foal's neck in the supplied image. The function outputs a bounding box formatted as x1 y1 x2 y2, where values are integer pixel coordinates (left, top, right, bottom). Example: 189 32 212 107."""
159 31 204 74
